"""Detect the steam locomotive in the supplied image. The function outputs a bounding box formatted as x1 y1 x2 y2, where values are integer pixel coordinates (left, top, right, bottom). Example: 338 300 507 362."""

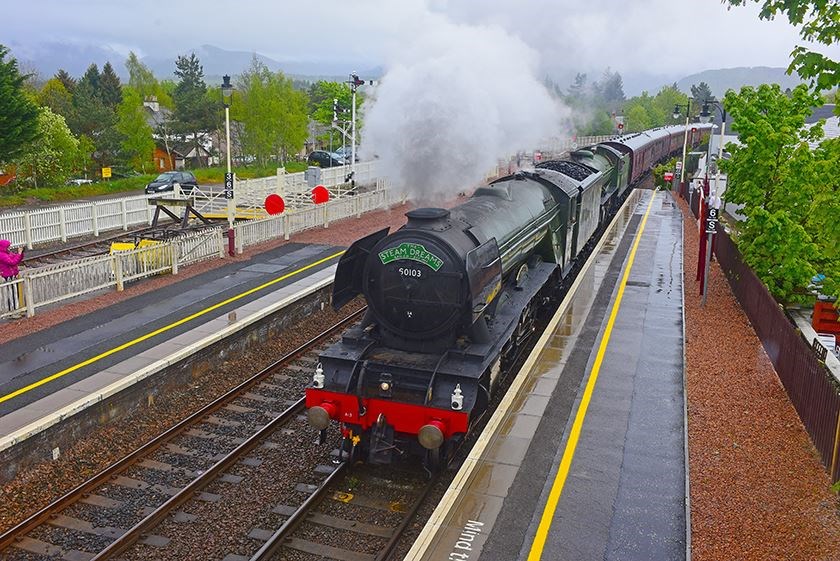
305 124 712 468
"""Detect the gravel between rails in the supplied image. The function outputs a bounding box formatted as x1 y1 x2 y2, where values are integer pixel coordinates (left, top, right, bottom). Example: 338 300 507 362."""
674 193 840 561
0 197 473 540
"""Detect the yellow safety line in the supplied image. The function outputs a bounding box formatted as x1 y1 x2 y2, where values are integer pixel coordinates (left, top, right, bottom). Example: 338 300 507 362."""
0 250 345 406
527 193 657 560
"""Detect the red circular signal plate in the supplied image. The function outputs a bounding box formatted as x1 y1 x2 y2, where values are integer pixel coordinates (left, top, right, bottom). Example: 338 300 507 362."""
312 185 330 204
265 194 285 215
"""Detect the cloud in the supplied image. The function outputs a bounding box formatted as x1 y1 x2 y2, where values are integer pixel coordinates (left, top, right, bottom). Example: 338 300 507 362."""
361 6 570 202
6 0 840 77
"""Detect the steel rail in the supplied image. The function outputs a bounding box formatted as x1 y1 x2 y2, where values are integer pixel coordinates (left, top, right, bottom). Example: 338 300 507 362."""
0 307 365 555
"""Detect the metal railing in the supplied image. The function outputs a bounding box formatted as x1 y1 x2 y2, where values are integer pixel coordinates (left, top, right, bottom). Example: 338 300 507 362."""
0 187 401 319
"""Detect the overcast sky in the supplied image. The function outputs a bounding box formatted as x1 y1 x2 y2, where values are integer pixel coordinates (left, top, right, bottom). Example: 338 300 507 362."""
5 0 839 80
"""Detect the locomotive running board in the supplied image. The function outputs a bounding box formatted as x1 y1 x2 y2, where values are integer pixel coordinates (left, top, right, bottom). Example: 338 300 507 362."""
333 227 389 310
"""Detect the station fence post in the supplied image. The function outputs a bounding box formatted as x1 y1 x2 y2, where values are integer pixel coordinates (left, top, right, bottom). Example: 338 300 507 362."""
23 277 35 317
171 242 180 275
92 202 99 237
120 199 127 231
24 213 33 249
113 255 124 292
59 207 67 242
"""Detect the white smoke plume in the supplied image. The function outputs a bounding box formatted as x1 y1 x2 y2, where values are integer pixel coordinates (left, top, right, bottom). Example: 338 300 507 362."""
360 9 571 203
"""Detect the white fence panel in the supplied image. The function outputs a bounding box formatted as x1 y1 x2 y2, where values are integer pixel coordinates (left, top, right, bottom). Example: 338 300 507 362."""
176 228 224 267
0 277 26 318
0 195 155 249
25 254 117 309
118 244 173 283
1 212 26 247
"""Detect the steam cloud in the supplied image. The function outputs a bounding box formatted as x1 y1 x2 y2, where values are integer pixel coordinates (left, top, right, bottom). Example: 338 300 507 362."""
360 12 570 203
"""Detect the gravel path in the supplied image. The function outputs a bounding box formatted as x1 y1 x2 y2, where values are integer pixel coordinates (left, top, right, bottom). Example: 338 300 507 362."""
675 192 840 561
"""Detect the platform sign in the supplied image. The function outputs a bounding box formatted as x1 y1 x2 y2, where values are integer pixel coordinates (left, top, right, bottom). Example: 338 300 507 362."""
224 172 234 200
705 207 719 234
101 167 111 179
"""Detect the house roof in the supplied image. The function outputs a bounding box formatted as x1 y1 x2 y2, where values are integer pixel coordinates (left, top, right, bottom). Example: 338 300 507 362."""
806 104 836 124
154 142 185 157
172 142 212 158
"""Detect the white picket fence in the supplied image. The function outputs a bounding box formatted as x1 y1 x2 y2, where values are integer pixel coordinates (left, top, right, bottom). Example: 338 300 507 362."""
0 196 156 249
0 161 383 250
0 187 402 319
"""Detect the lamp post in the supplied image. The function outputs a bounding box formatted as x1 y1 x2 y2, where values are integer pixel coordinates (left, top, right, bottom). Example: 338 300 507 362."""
348 73 366 180
221 75 234 228
698 99 727 206
698 99 726 306
672 99 693 197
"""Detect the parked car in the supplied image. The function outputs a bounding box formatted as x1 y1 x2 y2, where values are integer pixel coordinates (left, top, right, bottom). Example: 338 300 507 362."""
334 146 359 162
145 171 198 194
66 178 94 186
307 150 346 168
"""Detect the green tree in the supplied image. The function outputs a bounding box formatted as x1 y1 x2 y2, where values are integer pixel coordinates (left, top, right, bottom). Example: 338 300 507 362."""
116 87 154 172
720 83 828 302
172 53 217 164
55 69 76 94
99 62 123 109
125 52 173 108
726 1 840 93
623 102 652 132
567 73 588 101
78 64 101 97
68 70 120 167
690 82 714 105
652 85 688 124
597 68 625 105
0 45 40 165
17 107 79 187
309 80 356 126
74 134 95 178
234 57 309 165
38 78 76 122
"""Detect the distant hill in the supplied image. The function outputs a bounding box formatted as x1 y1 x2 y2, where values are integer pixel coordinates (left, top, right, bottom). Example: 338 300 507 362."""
9 42 126 80
141 44 367 81
11 42 380 83
677 67 804 97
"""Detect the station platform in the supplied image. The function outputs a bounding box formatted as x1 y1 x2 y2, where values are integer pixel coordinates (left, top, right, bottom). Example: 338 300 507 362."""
0 243 342 456
407 190 689 561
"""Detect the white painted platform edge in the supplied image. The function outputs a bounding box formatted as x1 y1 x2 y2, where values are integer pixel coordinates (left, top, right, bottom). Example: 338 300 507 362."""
403 190 645 560
0 266 336 454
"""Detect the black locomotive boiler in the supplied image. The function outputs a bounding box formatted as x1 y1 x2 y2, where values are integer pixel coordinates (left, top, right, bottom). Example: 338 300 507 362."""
305 124 712 468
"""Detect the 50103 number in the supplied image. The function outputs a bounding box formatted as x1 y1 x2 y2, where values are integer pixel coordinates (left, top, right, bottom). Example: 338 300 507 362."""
398 267 423 278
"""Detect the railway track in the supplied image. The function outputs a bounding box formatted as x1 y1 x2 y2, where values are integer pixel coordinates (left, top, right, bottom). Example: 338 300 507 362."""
22 222 222 268
250 463 435 561
0 309 365 561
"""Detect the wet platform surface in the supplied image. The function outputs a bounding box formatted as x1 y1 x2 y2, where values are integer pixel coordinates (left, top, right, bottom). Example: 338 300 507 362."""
408 190 688 561
0 243 342 418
